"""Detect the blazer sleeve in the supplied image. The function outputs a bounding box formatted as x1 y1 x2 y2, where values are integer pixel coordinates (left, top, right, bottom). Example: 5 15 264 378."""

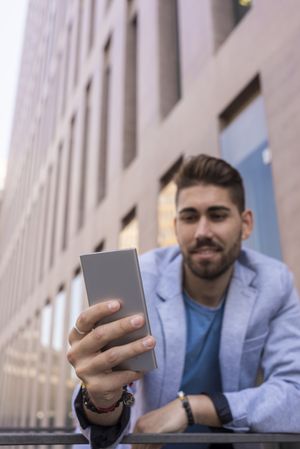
223 272 300 432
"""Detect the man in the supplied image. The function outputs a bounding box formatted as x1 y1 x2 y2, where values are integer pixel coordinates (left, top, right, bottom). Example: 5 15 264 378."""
68 154 300 449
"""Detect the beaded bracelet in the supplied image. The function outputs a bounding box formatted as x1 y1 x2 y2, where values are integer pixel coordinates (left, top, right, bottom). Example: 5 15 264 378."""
177 390 195 426
81 384 135 414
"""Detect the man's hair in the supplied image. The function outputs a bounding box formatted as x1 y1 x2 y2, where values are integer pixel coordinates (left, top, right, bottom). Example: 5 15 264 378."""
174 154 245 212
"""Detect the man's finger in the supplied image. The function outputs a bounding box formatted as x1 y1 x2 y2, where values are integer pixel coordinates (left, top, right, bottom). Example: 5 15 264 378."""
71 313 146 355
68 300 121 344
89 335 156 372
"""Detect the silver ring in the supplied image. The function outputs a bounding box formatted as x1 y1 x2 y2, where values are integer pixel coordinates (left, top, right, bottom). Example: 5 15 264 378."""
74 323 86 335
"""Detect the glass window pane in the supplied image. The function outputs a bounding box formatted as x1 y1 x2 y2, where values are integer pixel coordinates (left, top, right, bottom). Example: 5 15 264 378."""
53 290 66 352
119 217 139 250
68 273 83 332
66 274 84 426
41 302 52 347
158 180 177 247
220 94 282 260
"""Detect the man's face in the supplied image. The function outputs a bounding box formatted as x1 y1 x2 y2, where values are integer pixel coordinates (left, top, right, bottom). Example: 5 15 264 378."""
174 184 253 281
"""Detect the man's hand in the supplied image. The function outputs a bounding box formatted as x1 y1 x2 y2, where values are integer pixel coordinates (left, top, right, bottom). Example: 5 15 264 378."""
67 299 156 425
132 394 221 449
132 398 187 449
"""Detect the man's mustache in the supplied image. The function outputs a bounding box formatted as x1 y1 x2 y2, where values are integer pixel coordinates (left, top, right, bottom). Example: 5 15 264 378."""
189 238 223 252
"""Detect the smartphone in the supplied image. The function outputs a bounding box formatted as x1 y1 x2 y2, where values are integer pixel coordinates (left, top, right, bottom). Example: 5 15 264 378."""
80 248 157 372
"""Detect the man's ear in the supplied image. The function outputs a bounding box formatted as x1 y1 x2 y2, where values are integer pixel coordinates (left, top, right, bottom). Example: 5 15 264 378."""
241 209 253 241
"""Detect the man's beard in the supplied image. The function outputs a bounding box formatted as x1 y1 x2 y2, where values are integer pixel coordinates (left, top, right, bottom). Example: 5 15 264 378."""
182 232 242 281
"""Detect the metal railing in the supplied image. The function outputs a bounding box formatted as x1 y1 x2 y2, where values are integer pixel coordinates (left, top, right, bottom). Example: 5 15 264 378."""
0 429 300 446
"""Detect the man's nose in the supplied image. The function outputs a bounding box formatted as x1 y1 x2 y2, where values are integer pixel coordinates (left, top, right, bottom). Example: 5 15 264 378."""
194 217 213 239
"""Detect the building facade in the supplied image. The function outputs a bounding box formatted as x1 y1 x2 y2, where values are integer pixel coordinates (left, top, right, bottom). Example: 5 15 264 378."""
0 0 300 427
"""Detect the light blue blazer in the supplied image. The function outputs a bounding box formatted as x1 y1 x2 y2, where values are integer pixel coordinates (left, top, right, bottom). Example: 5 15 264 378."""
76 246 300 447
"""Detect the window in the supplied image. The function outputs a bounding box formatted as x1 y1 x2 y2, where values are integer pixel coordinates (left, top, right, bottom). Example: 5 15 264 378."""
24 316 40 426
123 4 138 168
158 0 181 117
119 208 139 251
232 0 252 25
66 271 83 426
50 143 63 267
157 158 182 247
49 288 66 426
62 115 76 250
52 288 66 352
36 301 52 426
78 79 92 230
40 301 52 348
62 23 72 115
88 0 96 51
97 38 111 203
211 0 252 49
74 0 83 87
94 240 105 253
220 79 281 260
40 166 53 281
68 271 84 334
105 0 113 13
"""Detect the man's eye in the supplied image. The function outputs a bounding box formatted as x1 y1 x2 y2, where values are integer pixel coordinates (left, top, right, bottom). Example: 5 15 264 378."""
210 213 227 221
180 215 198 223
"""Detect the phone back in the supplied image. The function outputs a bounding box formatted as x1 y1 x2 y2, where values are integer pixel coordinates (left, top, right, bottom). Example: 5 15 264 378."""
80 248 157 372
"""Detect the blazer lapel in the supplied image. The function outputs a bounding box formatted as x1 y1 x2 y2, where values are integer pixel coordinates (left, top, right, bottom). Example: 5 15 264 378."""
220 260 257 392
155 253 187 405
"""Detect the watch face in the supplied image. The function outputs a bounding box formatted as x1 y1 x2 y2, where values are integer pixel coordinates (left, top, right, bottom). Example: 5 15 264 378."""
123 390 135 407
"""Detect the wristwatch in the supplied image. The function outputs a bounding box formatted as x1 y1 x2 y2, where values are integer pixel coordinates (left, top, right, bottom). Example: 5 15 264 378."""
81 384 135 414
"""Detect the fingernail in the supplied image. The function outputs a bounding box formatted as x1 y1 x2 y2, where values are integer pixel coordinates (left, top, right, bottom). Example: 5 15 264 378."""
107 300 120 311
142 337 155 348
130 315 143 328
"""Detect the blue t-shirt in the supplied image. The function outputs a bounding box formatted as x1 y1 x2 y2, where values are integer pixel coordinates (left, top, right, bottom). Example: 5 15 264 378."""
164 291 225 449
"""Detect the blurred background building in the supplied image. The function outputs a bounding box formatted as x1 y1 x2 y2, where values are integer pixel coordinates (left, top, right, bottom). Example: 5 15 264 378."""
0 0 300 428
